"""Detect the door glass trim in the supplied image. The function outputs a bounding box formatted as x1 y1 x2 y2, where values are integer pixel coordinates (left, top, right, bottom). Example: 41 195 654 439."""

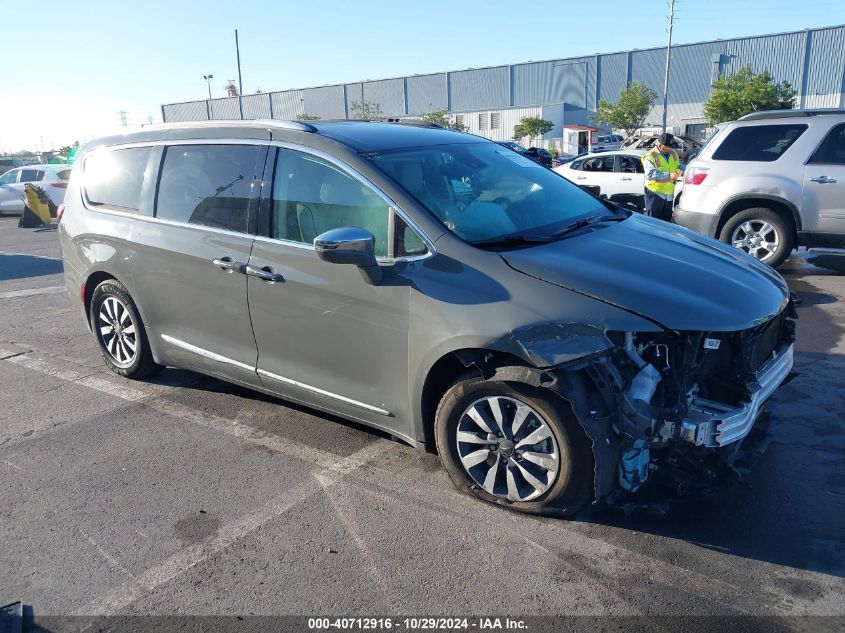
266 140 436 262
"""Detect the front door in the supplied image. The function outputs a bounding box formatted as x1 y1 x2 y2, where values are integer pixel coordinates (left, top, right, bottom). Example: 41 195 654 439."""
134 142 267 386
0 169 23 213
247 146 415 433
802 123 845 236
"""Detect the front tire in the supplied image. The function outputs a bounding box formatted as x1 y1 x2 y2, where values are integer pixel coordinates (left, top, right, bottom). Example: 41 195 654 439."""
719 207 794 268
90 279 162 379
434 373 593 516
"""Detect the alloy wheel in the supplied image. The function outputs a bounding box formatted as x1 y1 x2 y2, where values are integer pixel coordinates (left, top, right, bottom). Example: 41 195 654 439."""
731 220 780 261
98 296 137 367
455 396 560 501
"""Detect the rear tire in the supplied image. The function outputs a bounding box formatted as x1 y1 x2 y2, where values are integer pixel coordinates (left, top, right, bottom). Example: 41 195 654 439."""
719 207 794 268
434 373 593 517
90 279 163 379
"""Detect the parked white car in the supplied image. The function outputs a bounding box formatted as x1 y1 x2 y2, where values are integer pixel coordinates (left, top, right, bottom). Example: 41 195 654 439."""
553 150 647 198
0 164 71 214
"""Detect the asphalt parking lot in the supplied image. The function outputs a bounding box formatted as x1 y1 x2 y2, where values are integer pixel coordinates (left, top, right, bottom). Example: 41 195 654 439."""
1 216 844 630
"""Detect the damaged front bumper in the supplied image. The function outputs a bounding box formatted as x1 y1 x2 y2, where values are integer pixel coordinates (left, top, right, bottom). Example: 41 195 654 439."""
676 342 793 448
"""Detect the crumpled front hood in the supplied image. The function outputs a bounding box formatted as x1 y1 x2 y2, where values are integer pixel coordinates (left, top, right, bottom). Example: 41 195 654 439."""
501 214 789 331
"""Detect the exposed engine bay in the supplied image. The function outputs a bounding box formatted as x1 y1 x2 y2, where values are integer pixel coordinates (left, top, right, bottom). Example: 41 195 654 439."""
467 298 799 511
583 300 798 507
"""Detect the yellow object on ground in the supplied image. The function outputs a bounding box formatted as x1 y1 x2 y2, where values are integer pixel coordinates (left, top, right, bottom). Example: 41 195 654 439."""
23 185 54 225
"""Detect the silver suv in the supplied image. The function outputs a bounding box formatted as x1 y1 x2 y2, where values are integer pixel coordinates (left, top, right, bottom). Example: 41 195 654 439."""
674 109 845 268
60 120 795 516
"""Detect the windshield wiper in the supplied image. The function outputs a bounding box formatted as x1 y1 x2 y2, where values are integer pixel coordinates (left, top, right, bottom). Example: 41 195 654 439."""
549 213 628 238
470 234 555 247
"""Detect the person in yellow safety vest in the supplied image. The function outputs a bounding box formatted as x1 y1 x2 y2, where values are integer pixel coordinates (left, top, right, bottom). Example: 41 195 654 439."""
641 132 682 222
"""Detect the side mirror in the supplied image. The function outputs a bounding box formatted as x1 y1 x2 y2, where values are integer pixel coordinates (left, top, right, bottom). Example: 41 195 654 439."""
314 227 383 285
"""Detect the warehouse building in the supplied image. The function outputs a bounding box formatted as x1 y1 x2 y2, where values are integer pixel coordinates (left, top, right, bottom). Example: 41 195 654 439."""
161 24 845 153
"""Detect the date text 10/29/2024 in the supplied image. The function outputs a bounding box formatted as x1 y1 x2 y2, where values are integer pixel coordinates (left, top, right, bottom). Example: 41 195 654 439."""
308 618 528 630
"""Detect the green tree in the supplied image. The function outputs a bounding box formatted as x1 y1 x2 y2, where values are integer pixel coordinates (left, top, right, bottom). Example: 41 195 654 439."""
349 100 383 120
421 109 468 132
298 113 321 121
595 82 657 138
513 117 554 145
703 67 796 125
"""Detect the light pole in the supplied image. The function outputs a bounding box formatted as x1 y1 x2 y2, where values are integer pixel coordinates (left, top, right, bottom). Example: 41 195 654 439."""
203 74 214 100
661 0 676 132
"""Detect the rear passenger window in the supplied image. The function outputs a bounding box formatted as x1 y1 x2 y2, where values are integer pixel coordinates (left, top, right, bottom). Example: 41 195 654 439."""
156 145 261 233
618 155 644 173
271 149 390 257
713 124 807 162
20 169 44 182
85 147 153 212
808 124 845 165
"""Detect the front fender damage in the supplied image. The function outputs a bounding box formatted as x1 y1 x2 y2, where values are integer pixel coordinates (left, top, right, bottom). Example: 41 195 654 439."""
458 309 796 512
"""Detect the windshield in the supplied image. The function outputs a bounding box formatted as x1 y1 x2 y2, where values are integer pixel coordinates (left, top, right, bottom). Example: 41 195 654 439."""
368 142 608 244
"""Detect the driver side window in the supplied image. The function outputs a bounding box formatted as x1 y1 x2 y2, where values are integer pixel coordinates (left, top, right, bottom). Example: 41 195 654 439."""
272 149 390 258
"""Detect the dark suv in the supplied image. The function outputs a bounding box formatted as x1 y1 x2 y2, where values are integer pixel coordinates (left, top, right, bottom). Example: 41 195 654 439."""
60 120 795 516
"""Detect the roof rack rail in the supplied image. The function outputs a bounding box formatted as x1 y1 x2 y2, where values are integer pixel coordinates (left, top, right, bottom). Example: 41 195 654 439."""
739 108 845 121
371 117 444 129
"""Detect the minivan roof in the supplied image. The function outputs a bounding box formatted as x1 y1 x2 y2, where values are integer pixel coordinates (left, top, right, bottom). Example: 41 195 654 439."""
88 119 479 153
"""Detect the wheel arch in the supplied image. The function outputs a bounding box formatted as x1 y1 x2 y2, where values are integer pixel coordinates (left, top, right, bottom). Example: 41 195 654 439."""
419 348 530 453
715 194 801 242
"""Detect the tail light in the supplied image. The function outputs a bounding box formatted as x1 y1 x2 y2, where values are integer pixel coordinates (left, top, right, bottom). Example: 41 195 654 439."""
56 203 65 221
48 182 68 188
684 167 710 185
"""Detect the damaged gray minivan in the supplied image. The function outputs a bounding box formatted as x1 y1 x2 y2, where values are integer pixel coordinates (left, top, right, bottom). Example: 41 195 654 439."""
59 120 796 515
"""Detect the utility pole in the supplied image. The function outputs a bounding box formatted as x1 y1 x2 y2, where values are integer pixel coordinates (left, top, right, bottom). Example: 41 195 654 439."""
118 110 128 127
661 0 676 132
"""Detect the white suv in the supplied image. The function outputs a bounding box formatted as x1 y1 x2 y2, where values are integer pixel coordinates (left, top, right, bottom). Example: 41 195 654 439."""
673 109 845 268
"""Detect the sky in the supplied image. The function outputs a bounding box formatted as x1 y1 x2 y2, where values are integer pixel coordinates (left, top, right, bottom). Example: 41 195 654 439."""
2 0 844 153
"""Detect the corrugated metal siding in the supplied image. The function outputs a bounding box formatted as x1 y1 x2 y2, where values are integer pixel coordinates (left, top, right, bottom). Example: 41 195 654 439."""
241 94 271 119
668 42 724 103
345 82 363 116
363 78 405 116
302 85 346 119
630 48 666 96
513 57 593 108
162 101 208 122
805 26 845 97
723 31 805 87
270 90 305 119
450 66 509 111
406 73 447 115
210 97 240 120
598 52 627 102
161 26 845 125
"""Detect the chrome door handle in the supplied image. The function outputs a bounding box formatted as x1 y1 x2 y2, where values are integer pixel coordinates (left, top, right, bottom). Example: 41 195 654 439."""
621 177 633 181
576 176 587 180
245 264 285 283
810 176 837 183
212 257 245 273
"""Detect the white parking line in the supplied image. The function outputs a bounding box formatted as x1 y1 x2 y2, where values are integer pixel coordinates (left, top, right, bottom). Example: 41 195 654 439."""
73 439 393 617
0 349 152 401
0 347 345 466
0 285 66 299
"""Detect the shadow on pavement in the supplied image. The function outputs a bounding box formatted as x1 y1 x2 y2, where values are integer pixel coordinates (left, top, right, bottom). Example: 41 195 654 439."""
0 253 63 281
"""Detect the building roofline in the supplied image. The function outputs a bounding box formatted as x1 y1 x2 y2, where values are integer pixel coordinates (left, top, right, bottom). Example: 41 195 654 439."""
162 23 845 106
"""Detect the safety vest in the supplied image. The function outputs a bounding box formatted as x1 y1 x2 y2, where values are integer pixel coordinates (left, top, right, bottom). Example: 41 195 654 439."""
642 149 680 196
